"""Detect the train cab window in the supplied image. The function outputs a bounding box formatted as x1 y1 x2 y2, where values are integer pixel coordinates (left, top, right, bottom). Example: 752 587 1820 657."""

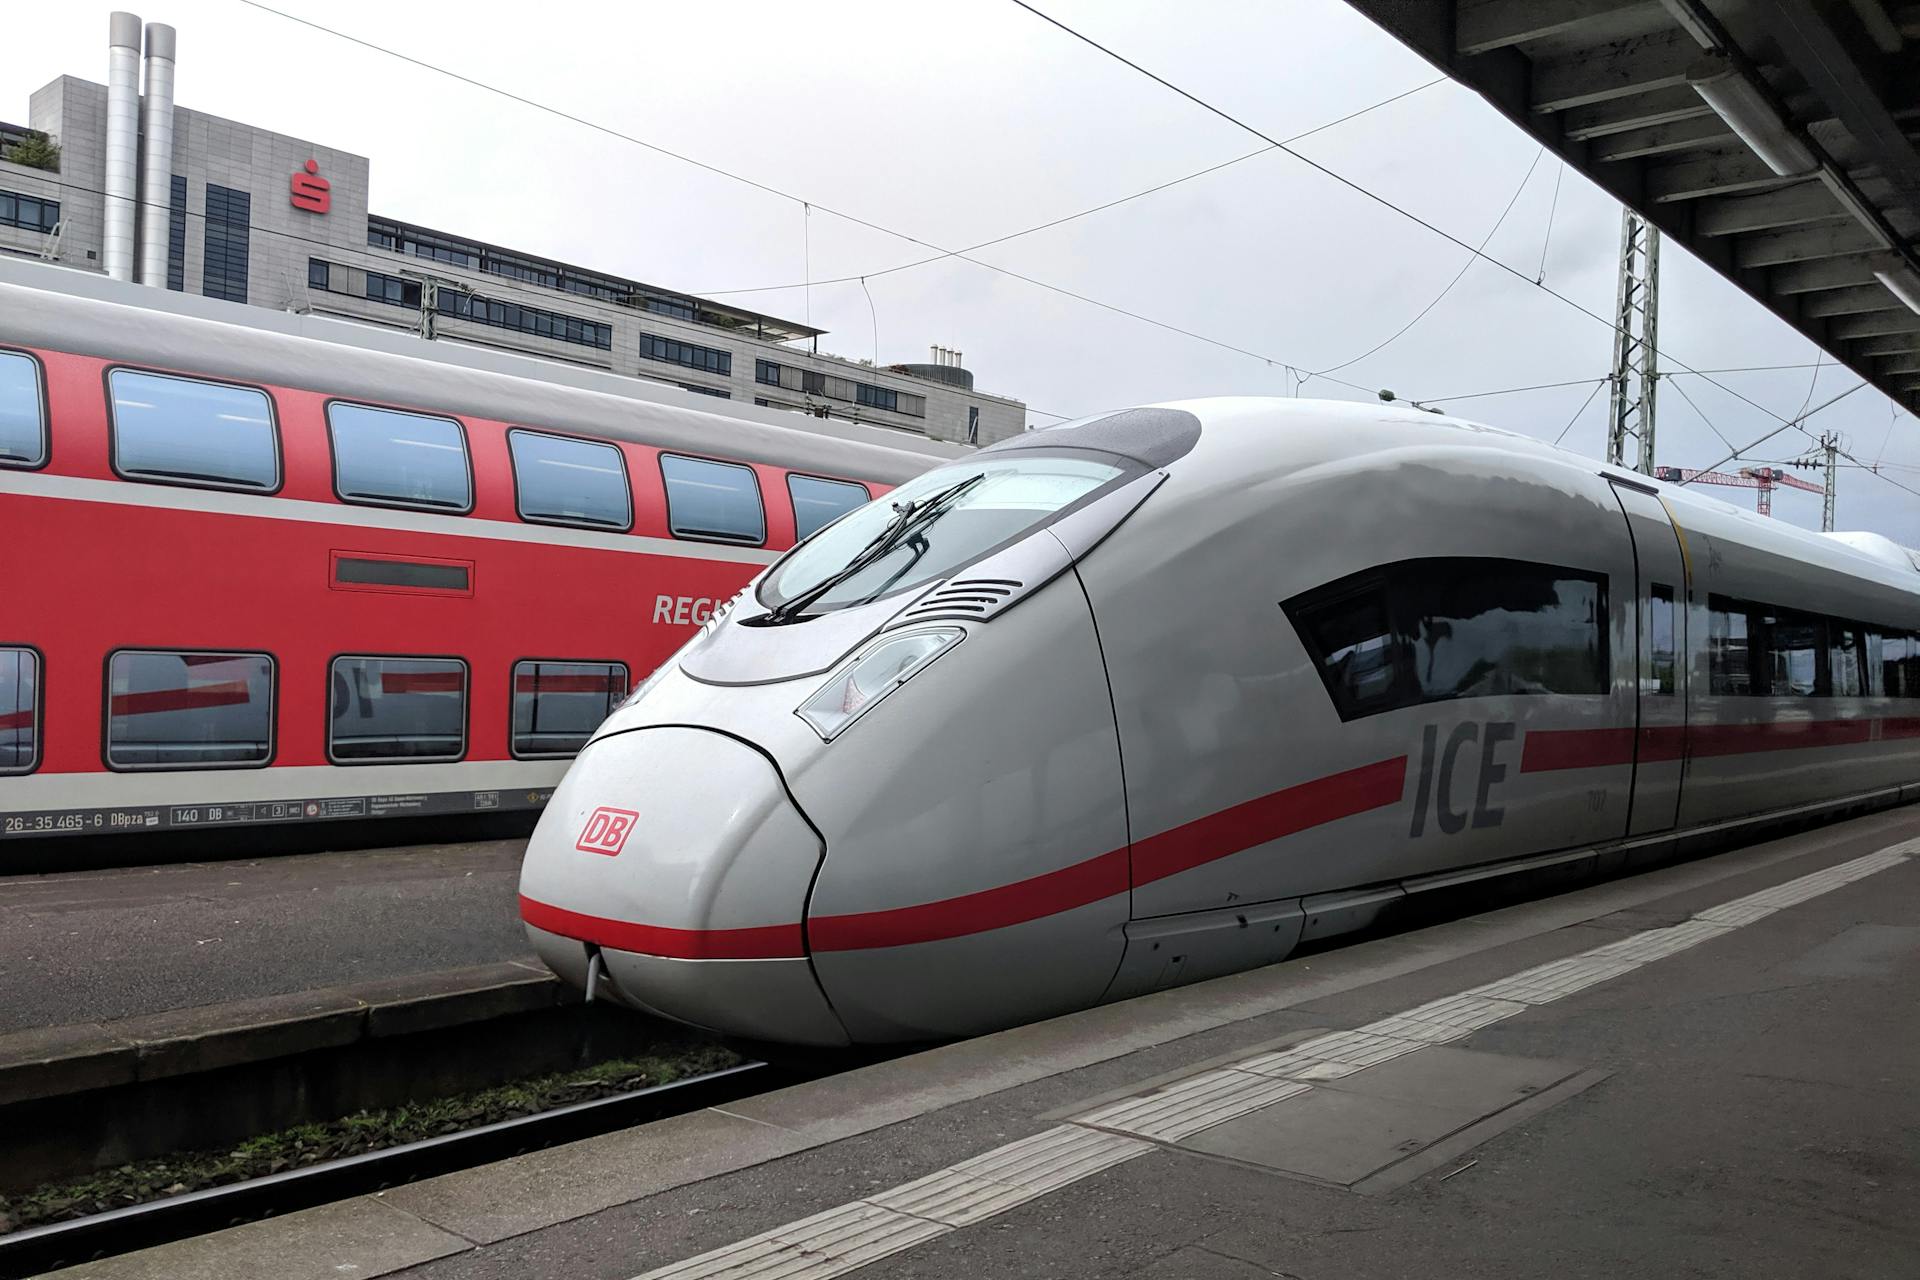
788 474 871 541
1708 597 1754 695
0 350 46 468
1649 584 1676 696
1286 557 1606 721
106 650 274 769
1830 623 1866 697
510 660 628 758
329 656 467 763
508 430 631 530
108 369 278 490
0 647 38 774
660 454 765 545
327 403 472 512
1760 608 1820 696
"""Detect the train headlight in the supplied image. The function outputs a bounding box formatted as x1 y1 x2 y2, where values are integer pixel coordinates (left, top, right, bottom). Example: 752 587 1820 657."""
796 628 963 741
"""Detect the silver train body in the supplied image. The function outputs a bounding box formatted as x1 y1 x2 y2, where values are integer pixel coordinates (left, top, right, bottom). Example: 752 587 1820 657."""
519 399 1920 1045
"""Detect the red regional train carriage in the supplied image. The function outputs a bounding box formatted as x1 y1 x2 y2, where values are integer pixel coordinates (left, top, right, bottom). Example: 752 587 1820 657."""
0 261 953 846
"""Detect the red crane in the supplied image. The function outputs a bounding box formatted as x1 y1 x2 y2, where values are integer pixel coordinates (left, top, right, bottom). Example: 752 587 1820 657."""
1652 465 1823 517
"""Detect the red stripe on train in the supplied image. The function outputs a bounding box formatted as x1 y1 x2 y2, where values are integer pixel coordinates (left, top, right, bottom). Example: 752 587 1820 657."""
517 895 806 960
108 682 252 717
0 709 29 731
512 675 617 693
808 848 1132 951
380 672 464 694
1522 718 1897 771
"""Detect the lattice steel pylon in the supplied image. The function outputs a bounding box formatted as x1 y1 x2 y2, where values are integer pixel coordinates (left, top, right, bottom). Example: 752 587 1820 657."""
1606 210 1660 475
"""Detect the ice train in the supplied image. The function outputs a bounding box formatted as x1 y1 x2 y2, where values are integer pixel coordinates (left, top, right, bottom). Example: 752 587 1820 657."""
519 398 1920 1044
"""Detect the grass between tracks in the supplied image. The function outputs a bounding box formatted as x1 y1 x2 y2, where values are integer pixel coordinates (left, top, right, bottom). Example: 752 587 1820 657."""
0 1044 742 1234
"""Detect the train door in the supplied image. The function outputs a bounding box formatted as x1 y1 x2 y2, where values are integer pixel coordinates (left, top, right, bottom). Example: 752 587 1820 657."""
1610 481 1688 833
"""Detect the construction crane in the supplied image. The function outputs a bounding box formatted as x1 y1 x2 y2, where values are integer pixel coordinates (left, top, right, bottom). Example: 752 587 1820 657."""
1653 465 1823 518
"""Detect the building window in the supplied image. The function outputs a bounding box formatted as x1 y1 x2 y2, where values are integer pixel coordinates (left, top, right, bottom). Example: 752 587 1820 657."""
509 429 631 530
438 292 611 351
788 474 871 541
0 349 46 468
361 269 421 307
511 660 628 758
644 296 696 321
106 650 274 769
327 402 471 512
756 360 781 387
202 183 250 303
640 333 731 376
0 646 38 775
307 258 330 291
108 368 278 491
660 454 765 545
1286 557 1607 721
855 383 899 413
329 656 466 762
166 174 186 291
0 189 58 233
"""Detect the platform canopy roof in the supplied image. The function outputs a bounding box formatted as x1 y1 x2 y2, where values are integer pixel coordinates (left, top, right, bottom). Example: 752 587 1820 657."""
1341 0 1920 413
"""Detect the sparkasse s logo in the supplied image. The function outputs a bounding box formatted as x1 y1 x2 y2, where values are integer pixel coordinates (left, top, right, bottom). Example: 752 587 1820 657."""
576 806 639 856
290 158 331 214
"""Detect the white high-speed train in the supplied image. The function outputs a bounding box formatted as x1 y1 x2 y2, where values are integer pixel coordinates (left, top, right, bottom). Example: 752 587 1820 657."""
518 398 1920 1045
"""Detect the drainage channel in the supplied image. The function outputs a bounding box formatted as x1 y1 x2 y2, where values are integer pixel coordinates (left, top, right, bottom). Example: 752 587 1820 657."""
0 1060 779 1279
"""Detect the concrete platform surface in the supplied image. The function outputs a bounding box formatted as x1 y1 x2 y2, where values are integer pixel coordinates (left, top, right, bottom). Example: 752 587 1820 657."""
45 809 1920 1280
0 840 530 1034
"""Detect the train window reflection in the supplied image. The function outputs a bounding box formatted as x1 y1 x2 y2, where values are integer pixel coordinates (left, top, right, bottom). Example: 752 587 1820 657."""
660 454 765 545
106 650 274 769
1708 598 1753 695
328 403 472 512
511 660 628 758
329 656 467 763
1286 557 1607 721
109 369 278 490
0 350 46 468
1829 623 1865 697
1649 584 1676 696
788 474 871 541
509 430 631 530
0 647 38 774
1761 609 1820 696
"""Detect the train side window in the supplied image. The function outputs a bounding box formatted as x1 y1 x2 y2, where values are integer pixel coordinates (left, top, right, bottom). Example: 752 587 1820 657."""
108 369 278 490
1649 584 1676 696
1760 608 1821 696
510 660 628 758
788 474 871 541
0 350 47 469
1899 631 1920 699
328 657 467 763
1829 622 1866 697
1285 556 1606 721
105 650 274 769
327 403 472 512
508 430 631 530
660 454 765 545
1708 596 1754 695
0 646 39 774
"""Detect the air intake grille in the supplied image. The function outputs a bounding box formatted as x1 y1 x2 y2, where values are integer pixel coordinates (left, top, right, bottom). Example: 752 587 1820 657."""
898 577 1024 623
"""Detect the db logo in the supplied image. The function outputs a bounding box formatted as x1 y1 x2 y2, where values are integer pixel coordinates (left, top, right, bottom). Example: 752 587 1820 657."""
576 806 639 856
290 158 331 214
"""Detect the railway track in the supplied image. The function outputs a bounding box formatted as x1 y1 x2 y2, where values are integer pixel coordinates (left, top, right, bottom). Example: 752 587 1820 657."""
0 1060 776 1279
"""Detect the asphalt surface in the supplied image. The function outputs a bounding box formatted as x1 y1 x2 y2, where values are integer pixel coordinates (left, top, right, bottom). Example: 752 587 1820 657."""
0 840 531 1033
375 826 1920 1280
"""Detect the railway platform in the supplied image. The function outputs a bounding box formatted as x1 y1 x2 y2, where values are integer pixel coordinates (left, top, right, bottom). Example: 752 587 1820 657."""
46 807 1920 1280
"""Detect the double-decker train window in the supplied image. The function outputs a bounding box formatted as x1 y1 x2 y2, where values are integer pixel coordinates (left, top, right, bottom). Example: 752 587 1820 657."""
788 474 871 541
0 647 38 774
660 454 765 545
105 650 274 769
329 656 467 762
327 403 473 512
510 660 628 758
108 369 278 490
508 430 632 530
0 350 46 469
1285 557 1607 721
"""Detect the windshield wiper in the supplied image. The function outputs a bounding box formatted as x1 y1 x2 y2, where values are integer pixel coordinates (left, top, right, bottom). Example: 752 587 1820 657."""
764 473 985 623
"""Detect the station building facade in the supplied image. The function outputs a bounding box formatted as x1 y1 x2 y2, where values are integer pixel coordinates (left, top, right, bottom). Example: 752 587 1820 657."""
0 19 1025 446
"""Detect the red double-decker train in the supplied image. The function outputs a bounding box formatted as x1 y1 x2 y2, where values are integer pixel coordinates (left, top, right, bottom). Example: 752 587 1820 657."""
0 263 950 849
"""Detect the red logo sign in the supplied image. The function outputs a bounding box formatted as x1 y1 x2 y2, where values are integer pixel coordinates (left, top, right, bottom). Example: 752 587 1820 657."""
290 158 331 214
576 806 639 856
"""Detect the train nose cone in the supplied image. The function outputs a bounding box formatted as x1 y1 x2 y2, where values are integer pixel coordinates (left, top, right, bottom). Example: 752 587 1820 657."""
517 725 847 1046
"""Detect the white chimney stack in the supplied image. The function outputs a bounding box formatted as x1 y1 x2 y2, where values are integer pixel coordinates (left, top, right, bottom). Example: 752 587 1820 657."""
136 22 177 287
103 11 142 282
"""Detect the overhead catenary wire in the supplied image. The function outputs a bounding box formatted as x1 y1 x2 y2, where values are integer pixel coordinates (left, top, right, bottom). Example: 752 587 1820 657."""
1665 373 1742 456
1003 0 1885 433
1671 381 1870 485
1553 379 1607 447
1535 162 1564 284
1422 376 1609 404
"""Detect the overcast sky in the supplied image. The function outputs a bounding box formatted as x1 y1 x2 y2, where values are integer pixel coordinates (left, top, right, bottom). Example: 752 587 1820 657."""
7 0 1918 538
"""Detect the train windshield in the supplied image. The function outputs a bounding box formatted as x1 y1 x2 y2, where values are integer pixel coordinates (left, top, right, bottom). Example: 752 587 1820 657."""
756 453 1125 619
